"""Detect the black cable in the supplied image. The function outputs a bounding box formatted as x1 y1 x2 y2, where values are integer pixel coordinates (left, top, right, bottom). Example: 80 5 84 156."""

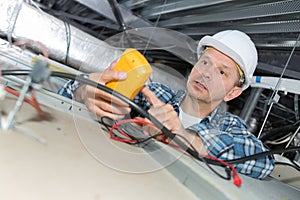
100 117 167 145
3 70 300 166
2 69 30 76
99 116 115 132
174 133 231 180
68 102 300 175
50 71 300 166
4 69 300 184
226 147 300 164
100 116 231 180
49 71 207 162
99 117 125 140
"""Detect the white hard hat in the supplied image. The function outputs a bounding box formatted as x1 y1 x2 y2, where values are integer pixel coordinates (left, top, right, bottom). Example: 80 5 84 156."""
197 30 258 90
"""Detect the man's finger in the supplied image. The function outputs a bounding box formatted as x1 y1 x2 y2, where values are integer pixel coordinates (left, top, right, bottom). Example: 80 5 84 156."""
109 61 117 69
141 87 164 107
90 69 127 85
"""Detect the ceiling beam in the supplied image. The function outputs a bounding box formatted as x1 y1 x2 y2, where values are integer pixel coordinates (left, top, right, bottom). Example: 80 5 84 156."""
140 0 234 18
158 0 300 27
75 0 152 28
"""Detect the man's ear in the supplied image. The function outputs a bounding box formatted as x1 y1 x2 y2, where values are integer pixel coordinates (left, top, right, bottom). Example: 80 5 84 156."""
224 86 243 102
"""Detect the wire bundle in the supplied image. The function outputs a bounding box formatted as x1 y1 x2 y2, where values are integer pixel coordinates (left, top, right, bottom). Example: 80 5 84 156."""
101 117 162 144
101 116 242 186
3 69 300 186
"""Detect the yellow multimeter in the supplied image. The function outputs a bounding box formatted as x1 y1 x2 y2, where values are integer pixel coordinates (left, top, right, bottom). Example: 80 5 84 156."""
106 48 152 100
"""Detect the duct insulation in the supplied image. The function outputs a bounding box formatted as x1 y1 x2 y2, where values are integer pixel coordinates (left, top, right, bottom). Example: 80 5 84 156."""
0 0 187 91
0 0 122 72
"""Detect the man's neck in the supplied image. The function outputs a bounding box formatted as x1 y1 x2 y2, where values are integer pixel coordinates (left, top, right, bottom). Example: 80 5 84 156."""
180 95 219 118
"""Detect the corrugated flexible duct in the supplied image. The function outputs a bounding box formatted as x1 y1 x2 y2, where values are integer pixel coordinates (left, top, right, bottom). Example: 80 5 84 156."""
0 0 122 72
0 0 187 90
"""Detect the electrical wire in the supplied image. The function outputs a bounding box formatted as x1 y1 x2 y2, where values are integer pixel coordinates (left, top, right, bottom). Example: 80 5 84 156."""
99 116 115 132
169 134 234 182
3 69 300 185
101 117 164 145
2 68 238 182
4 86 44 116
142 0 168 56
103 116 236 183
1 69 30 76
2 70 300 186
108 118 240 186
109 118 154 143
7 0 23 44
265 134 292 145
204 155 242 187
50 71 300 169
49 71 218 164
284 125 300 150
258 33 300 139
226 147 300 164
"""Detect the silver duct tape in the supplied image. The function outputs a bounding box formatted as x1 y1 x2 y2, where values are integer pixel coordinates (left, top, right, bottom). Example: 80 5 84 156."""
0 0 122 72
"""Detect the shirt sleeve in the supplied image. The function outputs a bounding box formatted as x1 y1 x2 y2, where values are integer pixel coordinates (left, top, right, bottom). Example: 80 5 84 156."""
188 115 274 179
57 74 89 99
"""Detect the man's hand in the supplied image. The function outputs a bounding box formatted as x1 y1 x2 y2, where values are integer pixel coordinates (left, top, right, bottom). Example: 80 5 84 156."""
74 63 131 120
141 87 185 135
141 87 207 154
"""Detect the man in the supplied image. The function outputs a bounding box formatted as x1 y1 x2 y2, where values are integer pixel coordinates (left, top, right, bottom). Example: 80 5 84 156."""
58 30 274 179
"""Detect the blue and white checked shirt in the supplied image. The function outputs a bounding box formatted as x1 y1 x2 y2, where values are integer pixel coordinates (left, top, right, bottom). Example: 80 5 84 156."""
58 80 274 179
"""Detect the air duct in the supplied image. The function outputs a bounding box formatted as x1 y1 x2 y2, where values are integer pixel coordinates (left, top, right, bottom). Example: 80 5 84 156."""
0 0 187 91
0 0 122 72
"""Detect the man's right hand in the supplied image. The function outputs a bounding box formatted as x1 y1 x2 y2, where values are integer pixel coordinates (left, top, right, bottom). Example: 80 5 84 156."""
74 63 131 120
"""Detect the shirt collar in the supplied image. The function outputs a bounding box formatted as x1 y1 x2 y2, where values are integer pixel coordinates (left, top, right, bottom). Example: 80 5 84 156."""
201 107 220 123
174 90 225 125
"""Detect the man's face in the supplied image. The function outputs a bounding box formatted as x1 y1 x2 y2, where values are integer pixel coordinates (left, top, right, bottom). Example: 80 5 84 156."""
186 47 242 105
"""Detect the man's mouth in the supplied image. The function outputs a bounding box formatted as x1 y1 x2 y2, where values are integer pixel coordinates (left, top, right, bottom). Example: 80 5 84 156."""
194 80 208 91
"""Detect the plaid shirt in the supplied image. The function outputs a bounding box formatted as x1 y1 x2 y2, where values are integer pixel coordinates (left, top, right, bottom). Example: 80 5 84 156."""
58 80 274 179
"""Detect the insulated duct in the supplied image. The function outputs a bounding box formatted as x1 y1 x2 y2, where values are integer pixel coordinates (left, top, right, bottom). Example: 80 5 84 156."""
0 0 122 72
0 0 187 91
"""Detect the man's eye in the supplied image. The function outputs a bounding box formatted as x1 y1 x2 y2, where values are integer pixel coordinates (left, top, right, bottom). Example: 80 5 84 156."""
203 60 208 65
220 70 225 75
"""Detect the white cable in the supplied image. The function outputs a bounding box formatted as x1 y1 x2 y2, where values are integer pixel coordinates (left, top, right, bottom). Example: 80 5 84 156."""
7 0 23 44
257 33 300 138
265 136 292 145
283 125 300 150
142 0 168 55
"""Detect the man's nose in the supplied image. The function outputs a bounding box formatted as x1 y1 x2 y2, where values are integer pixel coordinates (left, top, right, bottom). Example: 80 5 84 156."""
201 66 213 80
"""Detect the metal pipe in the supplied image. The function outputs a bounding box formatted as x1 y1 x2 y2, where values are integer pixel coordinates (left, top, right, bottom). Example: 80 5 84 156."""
240 87 263 123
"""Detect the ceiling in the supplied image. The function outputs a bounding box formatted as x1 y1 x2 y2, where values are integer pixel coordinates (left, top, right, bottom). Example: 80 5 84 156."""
32 0 300 78
23 0 300 148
